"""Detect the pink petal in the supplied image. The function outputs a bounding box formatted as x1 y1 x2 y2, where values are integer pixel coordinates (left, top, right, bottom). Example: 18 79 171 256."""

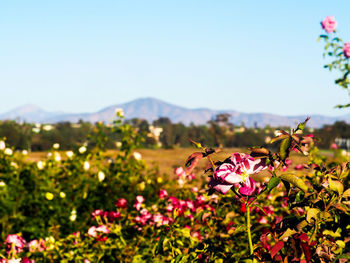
245 158 267 174
208 177 233 195
239 177 257 196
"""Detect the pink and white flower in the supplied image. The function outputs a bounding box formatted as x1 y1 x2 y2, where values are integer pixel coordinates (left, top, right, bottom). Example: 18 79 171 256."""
134 195 145 211
115 198 128 208
208 153 266 195
158 189 168 199
5 234 26 254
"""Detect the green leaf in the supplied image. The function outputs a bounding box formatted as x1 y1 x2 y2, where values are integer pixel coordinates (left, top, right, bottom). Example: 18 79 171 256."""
295 190 305 203
280 174 309 193
323 229 341 238
155 235 166 255
281 179 291 194
270 134 289 144
335 254 350 260
336 240 346 248
306 208 320 223
267 177 281 192
279 137 291 161
279 228 297 240
175 254 183 263
329 179 344 194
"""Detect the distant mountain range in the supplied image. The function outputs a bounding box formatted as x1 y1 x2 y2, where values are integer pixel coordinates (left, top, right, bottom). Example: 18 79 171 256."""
1 97 350 128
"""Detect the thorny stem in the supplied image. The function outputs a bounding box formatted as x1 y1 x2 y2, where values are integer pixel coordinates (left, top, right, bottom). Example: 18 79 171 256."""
207 156 216 170
246 201 254 256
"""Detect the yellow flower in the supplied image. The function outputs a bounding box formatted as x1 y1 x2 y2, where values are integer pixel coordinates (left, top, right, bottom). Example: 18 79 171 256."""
45 192 54 200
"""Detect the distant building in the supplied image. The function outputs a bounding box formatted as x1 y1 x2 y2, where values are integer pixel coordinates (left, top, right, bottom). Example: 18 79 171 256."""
335 137 350 150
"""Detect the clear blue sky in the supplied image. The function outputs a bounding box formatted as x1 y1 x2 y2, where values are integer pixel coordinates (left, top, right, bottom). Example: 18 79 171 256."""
1 1 350 116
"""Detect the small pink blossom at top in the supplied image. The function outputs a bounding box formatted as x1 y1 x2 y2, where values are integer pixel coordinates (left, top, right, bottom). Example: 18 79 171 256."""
321 16 337 33
344 42 350 58
158 189 168 199
84 260 91 263
115 198 128 208
331 143 338 150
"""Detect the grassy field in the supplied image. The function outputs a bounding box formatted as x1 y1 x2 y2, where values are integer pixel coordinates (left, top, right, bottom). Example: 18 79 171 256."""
26 148 312 182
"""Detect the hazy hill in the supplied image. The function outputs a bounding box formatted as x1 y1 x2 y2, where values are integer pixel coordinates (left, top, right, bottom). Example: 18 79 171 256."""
1 98 350 128
0 104 64 123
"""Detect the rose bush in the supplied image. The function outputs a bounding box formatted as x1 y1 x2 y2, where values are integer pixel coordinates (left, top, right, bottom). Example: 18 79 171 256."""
0 16 349 262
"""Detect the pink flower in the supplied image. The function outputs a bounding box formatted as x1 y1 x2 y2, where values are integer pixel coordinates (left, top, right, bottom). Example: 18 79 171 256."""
88 226 98 237
344 42 350 58
239 177 257 196
257 217 268 224
191 187 198 193
92 209 105 219
28 239 46 252
158 189 168 199
5 234 26 254
134 196 145 211
331 143 338 150
115 198 128 208
294 164 304 170
174 167 185 177
208 153 266 195
321 16 337 33
22 258 35 263
96 225 110 234
108 211 121 221
88 225 110 237
282 158 292 171
136 195 145 203
191 231 202 242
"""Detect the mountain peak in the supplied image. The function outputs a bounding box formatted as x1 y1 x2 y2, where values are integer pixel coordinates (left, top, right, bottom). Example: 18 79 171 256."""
11 104 45 114
0 97 349 128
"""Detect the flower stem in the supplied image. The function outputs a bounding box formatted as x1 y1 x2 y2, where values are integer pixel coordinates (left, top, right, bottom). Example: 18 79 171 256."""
246 202 254 256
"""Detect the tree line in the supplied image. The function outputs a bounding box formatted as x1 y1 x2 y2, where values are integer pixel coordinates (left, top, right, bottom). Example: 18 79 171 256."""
0 115 349 151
